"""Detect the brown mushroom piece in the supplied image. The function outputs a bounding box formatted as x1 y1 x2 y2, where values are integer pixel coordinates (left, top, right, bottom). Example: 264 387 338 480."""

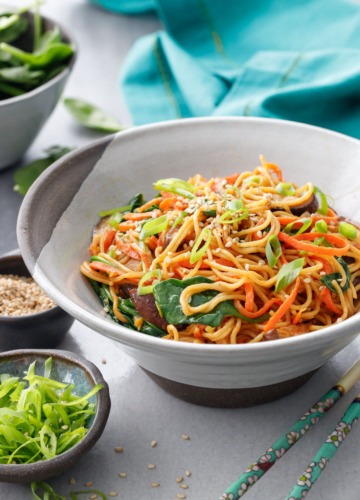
129 289 169 331
290 194 319 217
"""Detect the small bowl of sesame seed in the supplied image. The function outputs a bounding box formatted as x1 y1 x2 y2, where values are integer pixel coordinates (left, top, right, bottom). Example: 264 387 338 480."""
0 250 74 350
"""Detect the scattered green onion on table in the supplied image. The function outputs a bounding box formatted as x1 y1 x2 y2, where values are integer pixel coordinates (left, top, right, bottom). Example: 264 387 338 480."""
220 360 360 500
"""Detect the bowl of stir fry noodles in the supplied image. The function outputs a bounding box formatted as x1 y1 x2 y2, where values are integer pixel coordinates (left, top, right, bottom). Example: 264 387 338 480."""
18 117 360 406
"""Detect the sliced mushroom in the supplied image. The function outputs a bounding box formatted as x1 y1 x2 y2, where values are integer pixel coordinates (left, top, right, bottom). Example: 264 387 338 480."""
290 194 319 217
129 289 169 331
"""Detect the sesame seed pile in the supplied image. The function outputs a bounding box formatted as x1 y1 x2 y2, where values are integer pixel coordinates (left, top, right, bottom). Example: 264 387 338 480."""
0 274 55 316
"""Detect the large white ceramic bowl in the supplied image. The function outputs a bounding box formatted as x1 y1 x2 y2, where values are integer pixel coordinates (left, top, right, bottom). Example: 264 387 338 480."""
17 117 360 407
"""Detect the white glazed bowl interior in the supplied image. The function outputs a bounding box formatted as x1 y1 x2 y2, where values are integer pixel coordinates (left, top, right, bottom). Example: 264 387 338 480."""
17 117 360 391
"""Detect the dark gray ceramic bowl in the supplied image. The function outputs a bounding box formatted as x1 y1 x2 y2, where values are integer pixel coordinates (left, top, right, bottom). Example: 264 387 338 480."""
0 349 111 483
0 251 74 350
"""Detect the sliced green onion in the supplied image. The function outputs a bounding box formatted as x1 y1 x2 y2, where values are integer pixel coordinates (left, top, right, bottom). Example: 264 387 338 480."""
265 235 282 268
0 358 102 465
276 182 295 196
190 227 212 264
314 186 329 215
108 212 123 228
339 221 357 240
98 204 131 217
275 257 305 292
31 481 66 500
219 210 249 224
203 209 217 218
140 215 168 240
171 211 187 228
138 270 162 295
225 198 245 211
315 220 328 233
153 178 195 199
243 175 260 184
284 217 312 235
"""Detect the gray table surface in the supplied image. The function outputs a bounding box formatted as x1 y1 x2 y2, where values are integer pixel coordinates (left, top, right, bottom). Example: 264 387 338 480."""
1 1 359 499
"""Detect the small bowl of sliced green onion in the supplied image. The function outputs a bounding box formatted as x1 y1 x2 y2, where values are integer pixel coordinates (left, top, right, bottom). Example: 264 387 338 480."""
0 349 110 483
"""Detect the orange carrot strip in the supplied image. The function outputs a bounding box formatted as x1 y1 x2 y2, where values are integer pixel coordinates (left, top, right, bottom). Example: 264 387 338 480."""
176 259 211 270
278 208 338 227
116 237 142 260
89 261 121 277
124 210 160 221
146 235 158 250
312 256 332 274
159 197 178 212
244 283 254 312
292 308 305 325
320 287 342 315
224 173 240 185
103 230 116 252
118 222 136 232
266 162 283 181
234 297 281 319
264 277 300 332
278 232 349 256
141 252 152 270
136 197 163 213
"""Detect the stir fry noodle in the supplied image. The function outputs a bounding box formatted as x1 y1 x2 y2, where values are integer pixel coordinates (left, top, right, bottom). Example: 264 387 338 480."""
81 157 360 344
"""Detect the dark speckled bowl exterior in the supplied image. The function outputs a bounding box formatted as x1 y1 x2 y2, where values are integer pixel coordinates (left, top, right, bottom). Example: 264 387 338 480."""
16 118 360 407
0 252 74 351
0 349 111 483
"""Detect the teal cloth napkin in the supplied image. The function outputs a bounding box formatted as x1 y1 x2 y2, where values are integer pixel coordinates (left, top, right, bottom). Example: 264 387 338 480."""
95 0 360 138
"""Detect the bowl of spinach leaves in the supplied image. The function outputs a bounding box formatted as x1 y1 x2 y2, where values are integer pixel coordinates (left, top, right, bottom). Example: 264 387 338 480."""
0 4 75 169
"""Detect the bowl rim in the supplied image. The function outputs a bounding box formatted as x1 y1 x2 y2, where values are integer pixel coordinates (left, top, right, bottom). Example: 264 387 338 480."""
0 9 77 106
0 349 110 477
17 116 360 356
0 250 66 322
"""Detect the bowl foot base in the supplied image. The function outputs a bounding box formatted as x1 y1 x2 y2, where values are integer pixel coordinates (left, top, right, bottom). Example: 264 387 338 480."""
142 368 318 408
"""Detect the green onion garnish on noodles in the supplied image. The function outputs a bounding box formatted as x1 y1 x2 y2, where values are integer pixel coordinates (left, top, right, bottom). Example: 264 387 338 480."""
219 198 249 224
98 204 131 217
265 235 282 268
314 186 329 215
190 227 212 264
138 269 162 295
171 211 187 228
275 258 305 292
0 358 102 465
276 182 295 196
243 175 260 184
284 217 312 235
315 219 328 233
140 214 168 240
153 178 195 199
339 221 357 240
108 212 123 228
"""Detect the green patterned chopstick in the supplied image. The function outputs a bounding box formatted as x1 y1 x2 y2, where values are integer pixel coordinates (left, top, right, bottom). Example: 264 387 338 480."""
220 360 360 500
285 394 360 499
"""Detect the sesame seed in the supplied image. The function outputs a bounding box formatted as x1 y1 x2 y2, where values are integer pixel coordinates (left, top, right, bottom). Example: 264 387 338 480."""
101 359 107 364
256 230 262 238
244 264 250 271
103 306 109 313
109 492 118 497
118 472 128 478
148 464 156 469
176 494 186 499
189 240 194 247
185 470 191 477
258 260 265 265
61 425 68 430
304 278 311 283
181 434 190 441
320 271 326 276
225 241 232 248
336 318 343 323
176 476 184 483
151 440 158 448
89 495 98 500
151 482 160 488
84 482 93 487
114 447 124 453
180 484 189 489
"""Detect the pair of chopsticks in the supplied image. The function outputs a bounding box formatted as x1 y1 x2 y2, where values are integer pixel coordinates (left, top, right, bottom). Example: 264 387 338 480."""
220 360 360 500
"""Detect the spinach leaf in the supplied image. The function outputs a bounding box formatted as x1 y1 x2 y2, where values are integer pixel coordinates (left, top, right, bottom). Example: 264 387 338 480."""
153 277 268 327
320 257 351 293
0 13 28 44
13 146 72 195
64 98 124 133
89 281 166 338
